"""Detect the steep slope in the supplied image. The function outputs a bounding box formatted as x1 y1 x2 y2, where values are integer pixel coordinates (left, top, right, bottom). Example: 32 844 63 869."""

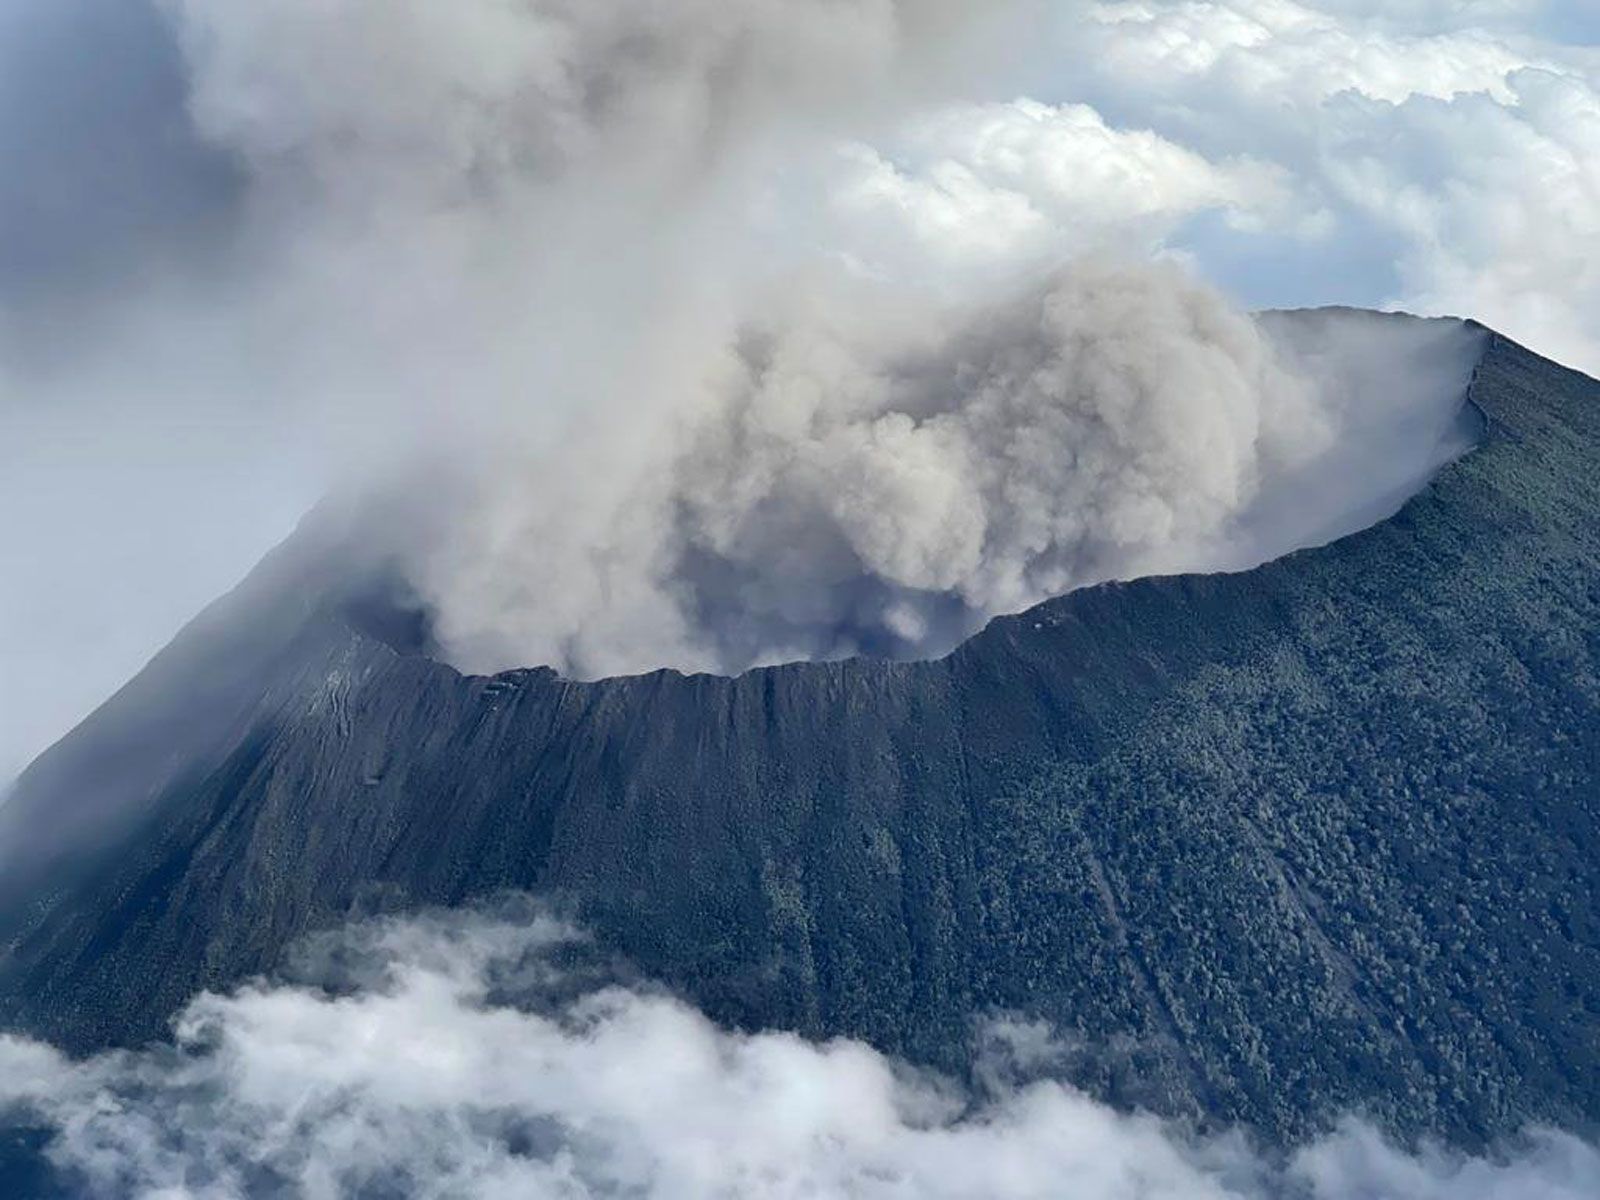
1 317 1597 1148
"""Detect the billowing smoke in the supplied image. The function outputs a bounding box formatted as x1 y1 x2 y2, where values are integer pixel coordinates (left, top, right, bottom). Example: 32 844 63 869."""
11 0 1594 768
0 0 1490 775
130 0 1482 680
166 0 978 189
421 264 1333 675
2 905 1595 1199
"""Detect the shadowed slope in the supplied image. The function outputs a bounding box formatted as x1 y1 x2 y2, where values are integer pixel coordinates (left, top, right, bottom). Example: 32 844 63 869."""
1 316 1597 1149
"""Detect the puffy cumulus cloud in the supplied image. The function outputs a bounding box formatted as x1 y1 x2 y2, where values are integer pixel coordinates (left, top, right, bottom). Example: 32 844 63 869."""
1 905 1596 1199
1288 1 1600 44
1297 1 1544 32
1063 1 1600 373
825 99 1293 276
1330 68 1600 374
1082 0 1556 104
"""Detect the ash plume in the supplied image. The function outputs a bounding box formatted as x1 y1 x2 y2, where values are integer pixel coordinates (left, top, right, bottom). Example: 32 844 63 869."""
139 0 1485 680
418 263 1332 676
0 0 1487 751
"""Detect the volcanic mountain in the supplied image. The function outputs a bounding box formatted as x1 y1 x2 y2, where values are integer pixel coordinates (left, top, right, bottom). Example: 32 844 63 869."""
1 311 1597 1151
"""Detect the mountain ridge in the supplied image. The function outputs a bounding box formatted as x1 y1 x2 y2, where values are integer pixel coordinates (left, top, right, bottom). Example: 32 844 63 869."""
1 313 1597 1150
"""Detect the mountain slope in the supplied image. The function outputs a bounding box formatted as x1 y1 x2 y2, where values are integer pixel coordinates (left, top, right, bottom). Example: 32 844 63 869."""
1 316 1597 1147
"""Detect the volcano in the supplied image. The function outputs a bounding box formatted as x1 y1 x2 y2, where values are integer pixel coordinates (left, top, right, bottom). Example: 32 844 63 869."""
1 312 1597 1152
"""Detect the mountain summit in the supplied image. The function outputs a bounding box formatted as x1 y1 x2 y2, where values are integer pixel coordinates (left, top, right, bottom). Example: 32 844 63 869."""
1 313 1597 1149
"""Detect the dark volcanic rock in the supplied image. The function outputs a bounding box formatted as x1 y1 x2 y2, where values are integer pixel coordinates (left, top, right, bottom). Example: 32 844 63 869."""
1 317 1598 1149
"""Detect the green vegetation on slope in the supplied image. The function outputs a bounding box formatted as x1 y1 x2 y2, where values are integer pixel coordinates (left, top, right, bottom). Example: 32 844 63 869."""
1 320 1596 1149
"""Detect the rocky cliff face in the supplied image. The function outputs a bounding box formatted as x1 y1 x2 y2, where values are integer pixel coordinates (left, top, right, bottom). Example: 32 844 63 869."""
2 316 1597 1148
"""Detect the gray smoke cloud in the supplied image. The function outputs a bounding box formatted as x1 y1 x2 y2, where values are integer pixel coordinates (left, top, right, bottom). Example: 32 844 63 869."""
1 905 1594 1199
0 0 1493 779
165 0 981 190
142 0 1485 680
419 266 1337 676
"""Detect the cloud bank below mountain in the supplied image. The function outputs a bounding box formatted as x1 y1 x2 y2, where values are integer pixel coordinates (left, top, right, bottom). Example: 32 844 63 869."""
1 905 1595 1200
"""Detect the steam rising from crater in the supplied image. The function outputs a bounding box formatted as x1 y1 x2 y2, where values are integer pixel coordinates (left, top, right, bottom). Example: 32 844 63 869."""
421 265 1334 676
159 0 1482 679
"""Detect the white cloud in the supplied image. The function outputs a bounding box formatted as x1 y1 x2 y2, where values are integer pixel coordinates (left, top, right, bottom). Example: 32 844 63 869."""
1084 0 1546 104
1063 0 1600 373
1334 68 1600 373
826 99 1292 275
1 906 1595 1199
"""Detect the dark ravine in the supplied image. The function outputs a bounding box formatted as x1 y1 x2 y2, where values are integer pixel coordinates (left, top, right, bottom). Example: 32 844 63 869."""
1 314 1598 1151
